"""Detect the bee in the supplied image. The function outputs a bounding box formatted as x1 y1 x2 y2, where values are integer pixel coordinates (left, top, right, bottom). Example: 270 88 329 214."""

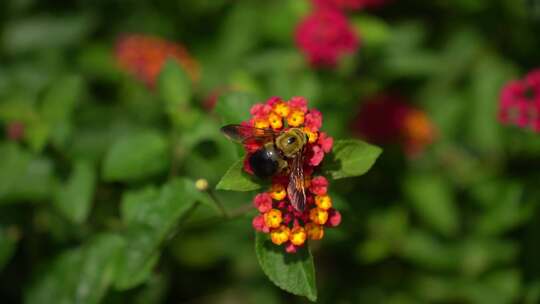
221 124 308 212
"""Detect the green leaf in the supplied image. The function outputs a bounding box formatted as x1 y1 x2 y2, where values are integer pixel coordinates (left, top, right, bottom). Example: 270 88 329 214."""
0 226 18 271
404 174 459 236
474 182 529 236
54 161 96 223
157 59 204 130
466 55 510 153
400 230 460 271
255 232 317 302
157 59 192 116
0 143 56 203
216 158 263 191
77 43 123 81
102 131 169 182
114 178 203 289
133 274 168 304
351 15 391 48
323 139 382 180
40 74 84 149
24 118 50 153
3 15 94 54
25 234 125 304
214 91 258 125
217 3 259 64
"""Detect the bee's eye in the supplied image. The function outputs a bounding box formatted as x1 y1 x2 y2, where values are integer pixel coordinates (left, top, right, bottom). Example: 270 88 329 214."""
287 136 296 145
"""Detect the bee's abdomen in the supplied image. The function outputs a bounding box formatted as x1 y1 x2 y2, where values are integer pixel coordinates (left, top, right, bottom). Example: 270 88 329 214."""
249 148 279 179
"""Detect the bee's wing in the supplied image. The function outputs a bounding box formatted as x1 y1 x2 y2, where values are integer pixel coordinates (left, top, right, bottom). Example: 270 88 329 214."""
287 152 306 212
220 124 277 143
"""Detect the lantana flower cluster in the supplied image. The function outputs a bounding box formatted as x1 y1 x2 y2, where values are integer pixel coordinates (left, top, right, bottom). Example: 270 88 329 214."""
352 94 436 157
295 6 359 68
499 69 540 132
245 96 341 253
115 34 199 88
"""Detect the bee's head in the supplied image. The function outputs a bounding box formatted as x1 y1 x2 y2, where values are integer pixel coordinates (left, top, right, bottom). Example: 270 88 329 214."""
276 128 307 158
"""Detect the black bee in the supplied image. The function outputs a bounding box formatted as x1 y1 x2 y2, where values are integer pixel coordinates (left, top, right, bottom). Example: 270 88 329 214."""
221 125 308 211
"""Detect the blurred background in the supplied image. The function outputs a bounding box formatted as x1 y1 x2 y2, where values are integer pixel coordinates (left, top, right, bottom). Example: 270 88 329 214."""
1 0 540 303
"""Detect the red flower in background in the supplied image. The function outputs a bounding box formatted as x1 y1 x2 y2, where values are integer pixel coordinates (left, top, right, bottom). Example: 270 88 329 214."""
115 34 199 88
499 69 540 132
295 8 359 68
313 0 388 11
235 96 340 253
5 121 25 141
352 94 436 156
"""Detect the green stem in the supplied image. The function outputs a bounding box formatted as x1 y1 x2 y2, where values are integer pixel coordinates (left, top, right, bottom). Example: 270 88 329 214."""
208 189 229 219
181 202 253 232
165 201 201 242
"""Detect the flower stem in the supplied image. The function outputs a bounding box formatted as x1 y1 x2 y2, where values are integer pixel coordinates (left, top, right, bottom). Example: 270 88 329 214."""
181 203 253 232
208 189 229 219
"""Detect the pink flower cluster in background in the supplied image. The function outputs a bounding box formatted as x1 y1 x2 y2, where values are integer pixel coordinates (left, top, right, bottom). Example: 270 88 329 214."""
313 0 388 11
499 69 540 132
295 5 359 68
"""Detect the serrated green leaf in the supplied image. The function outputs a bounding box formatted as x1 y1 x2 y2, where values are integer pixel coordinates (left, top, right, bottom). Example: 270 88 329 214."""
25 234 125 304
54 161 96 223
114 178 202 289
102 131 169 182
255 232 317 302
216 158 263 191
323 139 382 180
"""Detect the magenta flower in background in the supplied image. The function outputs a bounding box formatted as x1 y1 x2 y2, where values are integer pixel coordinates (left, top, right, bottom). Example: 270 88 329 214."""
5 121 25 141
499 69 540 132
295 8 359 68
313 0 388 11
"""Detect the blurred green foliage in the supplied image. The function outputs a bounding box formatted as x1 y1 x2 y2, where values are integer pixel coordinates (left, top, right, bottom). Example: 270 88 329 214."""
1 0 540 303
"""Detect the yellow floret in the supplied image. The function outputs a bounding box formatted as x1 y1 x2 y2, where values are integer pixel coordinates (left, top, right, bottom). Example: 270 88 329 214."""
254 118 270 129
264 209 282 228
315 195 332 210
270 225 290 245
305 223 324 240
269 184 287 201
289 226 307 246
309 207 328 225
303 127 318 143
268 113 283 130
287 110 305 127
273 102 290 118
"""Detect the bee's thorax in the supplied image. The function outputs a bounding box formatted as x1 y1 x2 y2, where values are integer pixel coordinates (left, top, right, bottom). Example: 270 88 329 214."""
275 128 307 158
